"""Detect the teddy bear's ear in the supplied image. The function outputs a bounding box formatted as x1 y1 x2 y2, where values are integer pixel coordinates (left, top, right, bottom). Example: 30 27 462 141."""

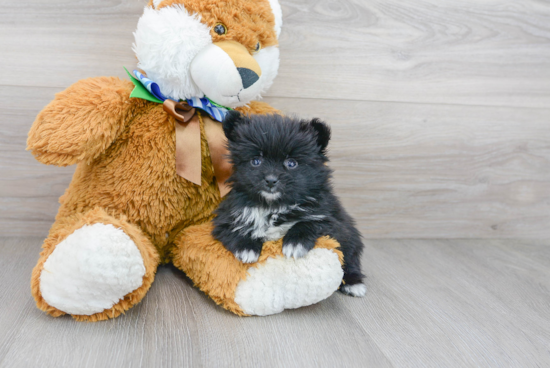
222 110 244 141
302 118 331 154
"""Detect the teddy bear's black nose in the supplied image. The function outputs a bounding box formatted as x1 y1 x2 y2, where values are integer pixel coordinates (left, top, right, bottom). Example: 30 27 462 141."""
238 68 260 89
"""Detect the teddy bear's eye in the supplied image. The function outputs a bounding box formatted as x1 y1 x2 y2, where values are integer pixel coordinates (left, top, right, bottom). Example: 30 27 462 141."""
214 23 227 35
284 158 298 169
254 42 261 53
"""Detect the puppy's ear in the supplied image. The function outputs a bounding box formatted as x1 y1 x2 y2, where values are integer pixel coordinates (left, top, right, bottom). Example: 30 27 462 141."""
304 118 331 154
222 110 244 141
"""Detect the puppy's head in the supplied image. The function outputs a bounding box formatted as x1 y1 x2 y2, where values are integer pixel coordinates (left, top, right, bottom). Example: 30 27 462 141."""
223 111 331 205
134 0 282 108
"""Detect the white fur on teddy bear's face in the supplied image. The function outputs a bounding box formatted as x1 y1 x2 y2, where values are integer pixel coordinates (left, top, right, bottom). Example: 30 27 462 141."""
133 5 213 101
190 44 249 107
189 44 280 108
133 3 281 107
253 46 280 98
267 0 283 38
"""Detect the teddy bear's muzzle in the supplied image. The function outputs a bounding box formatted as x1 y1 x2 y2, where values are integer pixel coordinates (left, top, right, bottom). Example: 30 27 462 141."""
190 40 263 108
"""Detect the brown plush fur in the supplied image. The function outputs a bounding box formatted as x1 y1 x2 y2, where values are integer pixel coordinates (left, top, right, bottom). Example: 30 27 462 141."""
151 0 278 52
172 222 344 316
27 76 281 319
27 1 337 320
27 77 136 166
31 207 160 322
28 77 278 263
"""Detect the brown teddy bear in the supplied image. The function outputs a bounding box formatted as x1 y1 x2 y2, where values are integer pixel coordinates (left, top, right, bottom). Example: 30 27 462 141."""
27 0 344 321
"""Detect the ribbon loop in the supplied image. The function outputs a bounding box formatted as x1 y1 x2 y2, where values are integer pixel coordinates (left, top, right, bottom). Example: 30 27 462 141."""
163 99 196 123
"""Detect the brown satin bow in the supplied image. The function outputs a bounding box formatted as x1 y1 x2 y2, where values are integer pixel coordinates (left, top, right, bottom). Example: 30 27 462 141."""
163 99 232 197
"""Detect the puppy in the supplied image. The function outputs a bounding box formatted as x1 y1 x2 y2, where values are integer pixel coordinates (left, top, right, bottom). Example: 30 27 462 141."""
212 112 366 297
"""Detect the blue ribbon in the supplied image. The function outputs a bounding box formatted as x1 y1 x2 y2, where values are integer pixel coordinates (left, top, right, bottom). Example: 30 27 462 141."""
133 70 229 123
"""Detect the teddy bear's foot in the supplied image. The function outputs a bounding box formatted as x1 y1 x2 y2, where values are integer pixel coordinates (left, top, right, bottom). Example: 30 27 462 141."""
234 248 343 316
172 223 344 316
40 223 145 315
32 208 159 321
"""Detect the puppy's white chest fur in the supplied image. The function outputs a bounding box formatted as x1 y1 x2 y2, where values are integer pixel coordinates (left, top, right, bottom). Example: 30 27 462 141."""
233 206 296 242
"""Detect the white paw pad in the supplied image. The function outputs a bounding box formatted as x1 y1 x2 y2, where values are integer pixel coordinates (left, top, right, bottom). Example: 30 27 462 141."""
340 283 367 297
40 223 146 315
235 249 260 264
234 248 343 316
282 243 309 259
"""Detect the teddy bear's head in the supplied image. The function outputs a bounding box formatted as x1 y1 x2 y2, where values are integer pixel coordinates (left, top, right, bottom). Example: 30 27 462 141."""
134 0 282 108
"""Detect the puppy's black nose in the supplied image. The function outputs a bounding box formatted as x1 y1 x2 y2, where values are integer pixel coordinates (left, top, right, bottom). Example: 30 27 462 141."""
265 175 279 188
237 67 260 89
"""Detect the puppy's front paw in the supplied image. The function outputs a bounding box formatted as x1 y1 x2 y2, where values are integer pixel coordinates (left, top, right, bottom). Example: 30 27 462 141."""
282 234 315 259
234 249 260 264
282 243 310 259
220 235 263 264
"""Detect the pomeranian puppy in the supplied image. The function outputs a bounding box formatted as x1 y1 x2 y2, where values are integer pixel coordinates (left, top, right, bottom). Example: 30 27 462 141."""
212 111 366 297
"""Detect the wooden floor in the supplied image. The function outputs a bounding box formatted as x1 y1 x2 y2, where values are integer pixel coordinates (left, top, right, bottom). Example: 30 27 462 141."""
1 237 549 367
1 0 550 367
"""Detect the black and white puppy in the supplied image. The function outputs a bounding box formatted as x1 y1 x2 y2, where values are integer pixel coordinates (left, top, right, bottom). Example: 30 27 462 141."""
212 112 366 297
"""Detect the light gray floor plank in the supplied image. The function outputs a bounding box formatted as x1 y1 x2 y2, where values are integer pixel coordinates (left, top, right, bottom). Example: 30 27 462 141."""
0 238 391 368
1 238 549 367
349 239 550 367
1 266 201 368
0 238 40 362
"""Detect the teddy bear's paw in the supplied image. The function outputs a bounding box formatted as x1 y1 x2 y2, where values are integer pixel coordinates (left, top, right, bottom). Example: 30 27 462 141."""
39 223 146 316
234 248 343 316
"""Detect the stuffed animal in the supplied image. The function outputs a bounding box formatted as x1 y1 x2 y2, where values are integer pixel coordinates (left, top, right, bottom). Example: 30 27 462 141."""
27 0 345 321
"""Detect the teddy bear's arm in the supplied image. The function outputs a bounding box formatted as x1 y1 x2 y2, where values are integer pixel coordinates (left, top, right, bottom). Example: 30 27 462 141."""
27 77 135 166
236 101 281 116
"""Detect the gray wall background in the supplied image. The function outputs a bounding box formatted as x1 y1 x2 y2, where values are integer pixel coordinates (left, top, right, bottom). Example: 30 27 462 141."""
1 0 549 238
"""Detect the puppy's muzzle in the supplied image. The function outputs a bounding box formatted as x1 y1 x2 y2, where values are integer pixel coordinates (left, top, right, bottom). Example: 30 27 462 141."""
265 174 279 189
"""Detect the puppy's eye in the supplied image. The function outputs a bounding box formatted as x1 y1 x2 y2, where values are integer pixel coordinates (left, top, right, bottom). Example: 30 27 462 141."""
251 157 263 167
213 23 227 35
253 42 261 53
284 158 298 169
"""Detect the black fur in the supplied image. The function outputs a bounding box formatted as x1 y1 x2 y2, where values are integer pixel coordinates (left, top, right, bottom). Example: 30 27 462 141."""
213 112 365 292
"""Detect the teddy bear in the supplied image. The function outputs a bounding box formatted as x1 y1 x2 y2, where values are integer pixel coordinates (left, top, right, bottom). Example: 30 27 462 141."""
27 0 345 321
